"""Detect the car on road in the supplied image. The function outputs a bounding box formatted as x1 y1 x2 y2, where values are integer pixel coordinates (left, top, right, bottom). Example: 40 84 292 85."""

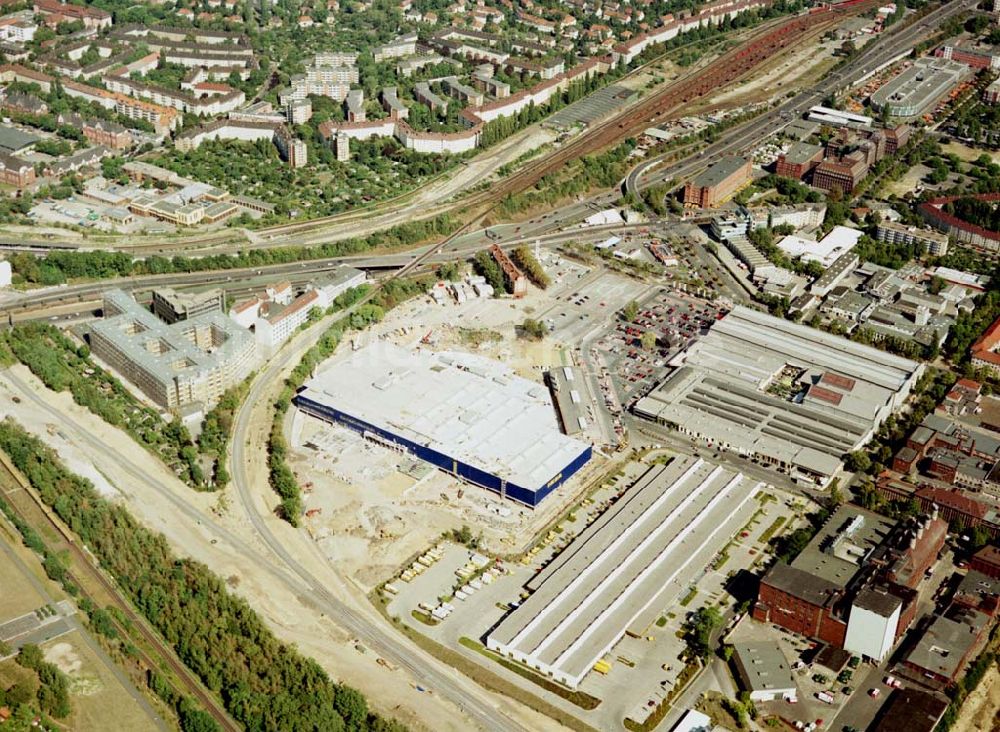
868 688 880 699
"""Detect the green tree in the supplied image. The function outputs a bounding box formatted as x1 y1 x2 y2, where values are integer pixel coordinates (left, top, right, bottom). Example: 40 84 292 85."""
622 300 639 322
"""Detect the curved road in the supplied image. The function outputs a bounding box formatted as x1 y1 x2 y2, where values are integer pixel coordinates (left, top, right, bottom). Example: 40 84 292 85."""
228 311 534 732
3 358 527 732
624 0 976 198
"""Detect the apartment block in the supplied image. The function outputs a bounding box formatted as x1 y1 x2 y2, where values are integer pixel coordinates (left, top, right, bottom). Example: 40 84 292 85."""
91 290 256 410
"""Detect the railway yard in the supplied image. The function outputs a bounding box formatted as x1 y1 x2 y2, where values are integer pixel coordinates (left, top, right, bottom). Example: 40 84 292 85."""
2 1 1000 731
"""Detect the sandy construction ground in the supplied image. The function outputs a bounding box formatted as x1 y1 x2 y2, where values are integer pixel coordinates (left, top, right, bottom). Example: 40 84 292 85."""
0 364 565 732
953 664 1000 732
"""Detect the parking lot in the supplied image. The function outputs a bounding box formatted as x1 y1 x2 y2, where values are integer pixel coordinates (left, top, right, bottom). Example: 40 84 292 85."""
388 451 803 731
591 288 727 408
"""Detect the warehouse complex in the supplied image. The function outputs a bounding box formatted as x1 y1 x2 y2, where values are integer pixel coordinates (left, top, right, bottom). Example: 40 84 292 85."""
91 289 257 410
293 342 592 506
870 57 969 120
634 307 923 486
486 457 762 687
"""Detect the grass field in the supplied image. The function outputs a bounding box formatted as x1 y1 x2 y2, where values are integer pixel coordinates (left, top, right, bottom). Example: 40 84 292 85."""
42 634 155 732
0 538 46 619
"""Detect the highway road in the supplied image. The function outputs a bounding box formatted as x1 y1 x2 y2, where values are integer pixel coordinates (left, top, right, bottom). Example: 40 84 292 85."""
0 221 665 322
624 0 976 198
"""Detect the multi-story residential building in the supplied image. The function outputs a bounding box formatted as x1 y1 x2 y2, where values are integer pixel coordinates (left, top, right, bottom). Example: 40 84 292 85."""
336 131 350 161
254 289 329 351
0 64 54 93
876 221 949 256
441 76 485 106
414 82 448 113
0 15 36 43
345 89 365 122
280 53 359 103
286 99 312 124
373 32 418 61
0 151 34 188
91 289 257 410
381 87 408 120
104 74 246 116
272 125 307 168
34 0 112 29
972 315 1000 377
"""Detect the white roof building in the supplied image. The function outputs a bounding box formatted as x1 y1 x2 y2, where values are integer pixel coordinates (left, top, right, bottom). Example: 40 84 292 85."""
778 225 863 268
294 342 591 505
487 457 762 688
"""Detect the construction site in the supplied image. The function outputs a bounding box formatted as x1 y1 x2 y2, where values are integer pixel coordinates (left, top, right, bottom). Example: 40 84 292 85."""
285 249 644 588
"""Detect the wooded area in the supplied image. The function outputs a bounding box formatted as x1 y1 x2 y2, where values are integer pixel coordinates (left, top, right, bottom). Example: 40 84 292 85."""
0 418 405 732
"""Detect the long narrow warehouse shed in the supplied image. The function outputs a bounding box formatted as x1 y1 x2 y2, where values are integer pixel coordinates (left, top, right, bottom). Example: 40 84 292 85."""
486 457 762 688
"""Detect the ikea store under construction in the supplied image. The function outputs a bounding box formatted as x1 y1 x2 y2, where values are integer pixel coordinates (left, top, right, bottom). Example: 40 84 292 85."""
486 456 763 688
293 341 592 507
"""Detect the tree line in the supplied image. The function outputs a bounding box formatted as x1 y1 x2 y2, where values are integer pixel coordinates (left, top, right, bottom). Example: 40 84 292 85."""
10 215 457 287
0 418 406 732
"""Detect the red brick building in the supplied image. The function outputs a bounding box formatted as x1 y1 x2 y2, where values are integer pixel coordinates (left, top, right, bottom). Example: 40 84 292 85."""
83 119 133 150
775 142 823 180
970 545 1000 579
812 157 867 195
0 152 35 188
753 562 848 646
754 507 947 652
682 155 751 208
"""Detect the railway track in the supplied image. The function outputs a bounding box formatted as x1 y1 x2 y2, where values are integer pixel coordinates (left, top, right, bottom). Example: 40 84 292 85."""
61 3 874 256
0 451 241 732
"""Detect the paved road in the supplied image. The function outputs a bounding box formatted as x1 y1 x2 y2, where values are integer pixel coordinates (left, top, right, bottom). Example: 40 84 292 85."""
625 0 976 198
0 515 169 731
228 310 533 732
0 221 657 321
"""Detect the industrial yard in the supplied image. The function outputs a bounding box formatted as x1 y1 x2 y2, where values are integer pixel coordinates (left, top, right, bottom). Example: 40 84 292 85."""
379 449 804 730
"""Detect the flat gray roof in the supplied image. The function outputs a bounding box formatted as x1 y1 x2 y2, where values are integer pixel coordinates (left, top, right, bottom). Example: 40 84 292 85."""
297 341 589 493
547 366 587 435
733 642 797 693
762 561 842 607
93 289 255 385
905 608 988 680
635 306 922 476
792 505 895 588
692 155 748 189
853 587 901 618
783 141 823 165
871 58 968 118
487 457 762 688
0 125 39 152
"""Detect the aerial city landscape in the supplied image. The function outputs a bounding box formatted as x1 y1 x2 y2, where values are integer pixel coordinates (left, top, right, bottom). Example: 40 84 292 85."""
3 0 1000 730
